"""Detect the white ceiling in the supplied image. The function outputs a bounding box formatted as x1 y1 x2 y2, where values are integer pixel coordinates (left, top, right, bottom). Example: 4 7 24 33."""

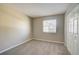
5 3 71 18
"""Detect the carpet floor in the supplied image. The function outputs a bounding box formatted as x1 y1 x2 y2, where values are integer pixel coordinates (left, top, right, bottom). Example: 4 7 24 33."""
0 39 70 55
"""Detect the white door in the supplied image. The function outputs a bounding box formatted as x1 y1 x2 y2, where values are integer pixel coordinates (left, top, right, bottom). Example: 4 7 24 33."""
67 5 79 54
71 5 79 54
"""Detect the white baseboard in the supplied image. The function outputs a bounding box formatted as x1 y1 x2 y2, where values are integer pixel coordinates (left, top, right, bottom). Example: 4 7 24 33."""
0 39 32 54
64 44 71 55
32 38 64 44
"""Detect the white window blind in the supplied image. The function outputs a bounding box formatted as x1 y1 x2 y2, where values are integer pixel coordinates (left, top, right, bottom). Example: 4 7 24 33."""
43 19 56 33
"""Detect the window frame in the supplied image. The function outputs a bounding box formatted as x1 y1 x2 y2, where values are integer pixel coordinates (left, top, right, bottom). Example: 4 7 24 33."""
43 19 56 33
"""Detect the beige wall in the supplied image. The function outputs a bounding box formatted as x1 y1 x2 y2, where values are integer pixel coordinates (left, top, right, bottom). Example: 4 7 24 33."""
32 14 64 42
0 5 32 52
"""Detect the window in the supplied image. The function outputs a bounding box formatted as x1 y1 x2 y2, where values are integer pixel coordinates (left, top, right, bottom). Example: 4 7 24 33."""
43 19 56 33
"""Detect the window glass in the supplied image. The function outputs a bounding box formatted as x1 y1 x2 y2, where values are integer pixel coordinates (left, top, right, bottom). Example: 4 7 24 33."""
43 20 56 33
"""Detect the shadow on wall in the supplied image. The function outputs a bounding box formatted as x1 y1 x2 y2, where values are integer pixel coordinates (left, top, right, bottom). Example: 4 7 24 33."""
0 5 31 53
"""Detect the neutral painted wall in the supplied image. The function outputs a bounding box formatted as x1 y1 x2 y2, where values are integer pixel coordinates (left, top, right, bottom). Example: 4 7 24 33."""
32 14 64 42
0 5 32 52
65 4 79 54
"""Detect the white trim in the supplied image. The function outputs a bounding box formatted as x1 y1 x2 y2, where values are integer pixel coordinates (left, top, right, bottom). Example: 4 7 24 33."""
32 38 64 44
0 39 32 54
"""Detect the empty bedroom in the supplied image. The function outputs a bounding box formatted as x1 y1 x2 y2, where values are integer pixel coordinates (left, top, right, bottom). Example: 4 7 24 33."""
0 3 79 55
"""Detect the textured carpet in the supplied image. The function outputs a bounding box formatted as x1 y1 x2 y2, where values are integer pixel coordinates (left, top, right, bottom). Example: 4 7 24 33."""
0 39 70 55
